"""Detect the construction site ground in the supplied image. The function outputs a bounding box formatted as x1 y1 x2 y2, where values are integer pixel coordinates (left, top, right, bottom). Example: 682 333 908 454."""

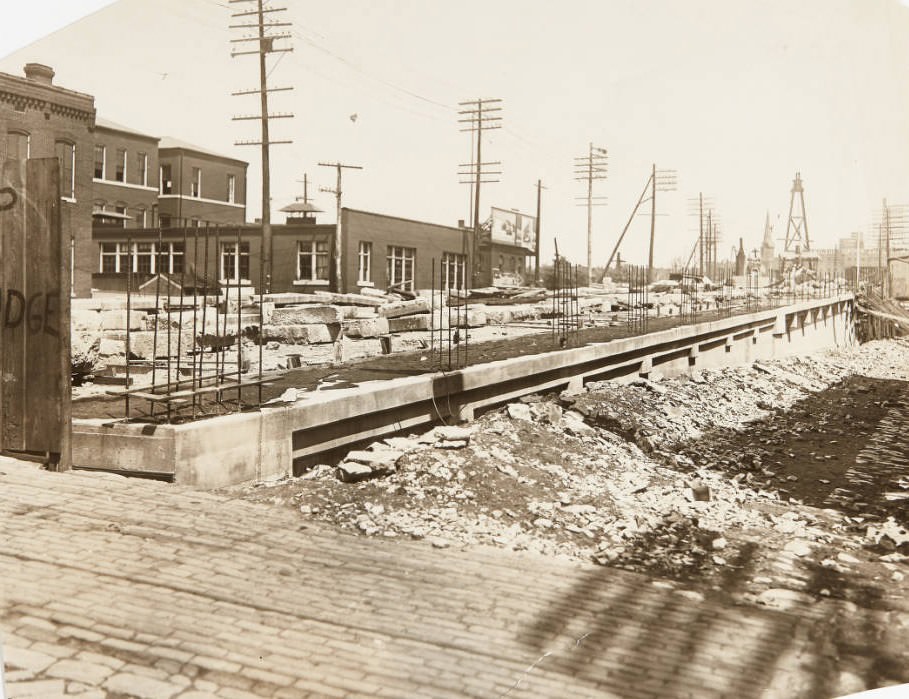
71 301 781 421
4 337 908 698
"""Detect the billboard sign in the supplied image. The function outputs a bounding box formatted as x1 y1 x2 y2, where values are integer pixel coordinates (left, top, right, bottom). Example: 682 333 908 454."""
490 207 536 251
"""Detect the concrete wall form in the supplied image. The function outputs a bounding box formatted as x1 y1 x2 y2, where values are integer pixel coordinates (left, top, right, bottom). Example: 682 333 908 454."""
72 296 855 488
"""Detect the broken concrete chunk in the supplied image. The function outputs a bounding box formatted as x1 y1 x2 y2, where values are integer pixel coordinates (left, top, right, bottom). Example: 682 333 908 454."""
506 403 532 421
270 305 342 325
336 462 373 483
345 450 403 471
435 426 472 442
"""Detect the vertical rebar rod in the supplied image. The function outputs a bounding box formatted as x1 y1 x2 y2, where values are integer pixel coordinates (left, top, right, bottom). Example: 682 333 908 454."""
151 226 163 419
200 224 211 413
257 232 264 409
236 227 242 412
125 237 132 422
214 226 222 393
191 226 199 421
175 224 188 396
430 258 435 354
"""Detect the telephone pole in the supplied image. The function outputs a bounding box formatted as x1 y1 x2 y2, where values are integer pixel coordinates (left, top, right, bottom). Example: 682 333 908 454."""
319 162 363 293
574 143 607 286
230 0 294 293
459 98 502 286
647 166 677 283
534 179 546 284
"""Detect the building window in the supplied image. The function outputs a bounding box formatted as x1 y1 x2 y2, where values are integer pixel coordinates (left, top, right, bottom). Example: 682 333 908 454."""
134 207 147 228
160 164 172 194
357 241 372 283
227 174 236 203
100 242 119 273
94 145 105 179
55 141 75 199
191 167 201 198
7 131 29 160
441 252 466 290
221 242 249 281
297 239 329 281
159 213 172 229
136 152 147 186
387 246 415 292
99 241 183 274
115 148 126 182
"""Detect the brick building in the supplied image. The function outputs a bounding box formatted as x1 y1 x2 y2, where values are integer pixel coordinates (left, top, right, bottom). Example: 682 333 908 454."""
0 63 96 296
92 118 160 229
156 138 247 227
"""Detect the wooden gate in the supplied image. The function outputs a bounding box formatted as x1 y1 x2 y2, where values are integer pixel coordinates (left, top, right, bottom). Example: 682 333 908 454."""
0 158 71 469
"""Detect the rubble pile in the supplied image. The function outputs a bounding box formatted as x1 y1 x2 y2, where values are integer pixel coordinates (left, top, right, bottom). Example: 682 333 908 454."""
233 340 909 594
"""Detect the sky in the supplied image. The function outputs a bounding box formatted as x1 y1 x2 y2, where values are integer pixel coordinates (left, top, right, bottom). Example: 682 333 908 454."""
2 0 909 269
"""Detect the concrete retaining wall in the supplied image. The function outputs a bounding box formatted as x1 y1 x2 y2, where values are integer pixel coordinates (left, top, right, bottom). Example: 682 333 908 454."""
72 296 855 488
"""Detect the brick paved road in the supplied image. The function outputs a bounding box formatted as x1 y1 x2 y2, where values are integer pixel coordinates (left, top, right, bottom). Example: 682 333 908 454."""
0 457 903 699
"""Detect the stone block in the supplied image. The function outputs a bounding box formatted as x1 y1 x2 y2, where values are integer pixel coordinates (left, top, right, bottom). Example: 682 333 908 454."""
483 308 513 324
127 330 199 359
342 317 389 338
71 308 102 331
100 310 146 331
270 305 342 325
387 314 431 332
99 338 126 356
312 290 384 307
261 323 339 345
378 297 431 318
340 305 377 320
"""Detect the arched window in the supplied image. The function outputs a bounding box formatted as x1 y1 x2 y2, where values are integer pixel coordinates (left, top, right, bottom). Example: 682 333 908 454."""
7 130 29 160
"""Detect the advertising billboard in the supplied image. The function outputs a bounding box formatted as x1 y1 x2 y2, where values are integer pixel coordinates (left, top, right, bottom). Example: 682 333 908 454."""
490 207 536 251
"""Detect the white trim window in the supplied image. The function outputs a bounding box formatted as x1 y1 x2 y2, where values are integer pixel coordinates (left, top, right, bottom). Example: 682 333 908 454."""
7 130 29 160
136 152 148 187
93 144 105 179
160 164 172 195
227 173 236 204
190 167 202 198
115 148 126 182
441 252 466 291
55 141 76 199
99 241 184 274
297 239 329 281
357 241 372 283
221 242 249 281
134 207 147 228
386 246 415 292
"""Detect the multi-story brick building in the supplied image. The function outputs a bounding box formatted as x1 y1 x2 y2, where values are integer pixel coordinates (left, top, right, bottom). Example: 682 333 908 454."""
0 63 96 296
157 138 247 227
92 118 160 229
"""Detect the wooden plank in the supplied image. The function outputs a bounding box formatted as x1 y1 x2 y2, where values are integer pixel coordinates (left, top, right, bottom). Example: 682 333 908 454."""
25 159 66 455
0 160 27 450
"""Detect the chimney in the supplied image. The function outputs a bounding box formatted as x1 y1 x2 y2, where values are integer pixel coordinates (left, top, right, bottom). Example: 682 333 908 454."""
457 219 465 228
24 63 55 85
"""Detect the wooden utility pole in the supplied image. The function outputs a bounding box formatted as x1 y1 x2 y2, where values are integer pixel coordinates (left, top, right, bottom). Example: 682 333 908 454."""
458 99 502 286
884 198 892 297
534 179 545 284
230 0 294 293
574 143 607 286
648 163 656 283
698 193 704 276
319 162 362 293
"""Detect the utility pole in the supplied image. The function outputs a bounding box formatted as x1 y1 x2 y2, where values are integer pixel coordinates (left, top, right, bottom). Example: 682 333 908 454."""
648 163 656 282
534 179 546 284
699 193 704 276
884 198 891 297
458 99 502 287
230 0 294 294
574 143 607 286
319 162 363 293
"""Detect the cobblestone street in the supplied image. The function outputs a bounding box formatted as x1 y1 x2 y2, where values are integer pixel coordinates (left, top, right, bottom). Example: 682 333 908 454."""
2 451 907 699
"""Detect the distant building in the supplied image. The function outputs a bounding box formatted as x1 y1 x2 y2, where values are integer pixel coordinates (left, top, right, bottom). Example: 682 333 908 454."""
0 63 96 296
